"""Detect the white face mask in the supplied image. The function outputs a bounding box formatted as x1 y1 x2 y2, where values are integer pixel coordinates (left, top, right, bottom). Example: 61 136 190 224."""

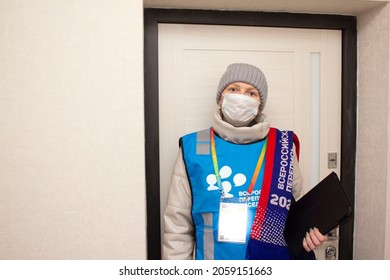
221 94 260 127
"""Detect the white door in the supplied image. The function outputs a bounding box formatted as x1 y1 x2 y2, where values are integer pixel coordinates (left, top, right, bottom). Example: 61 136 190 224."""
158 24 342 260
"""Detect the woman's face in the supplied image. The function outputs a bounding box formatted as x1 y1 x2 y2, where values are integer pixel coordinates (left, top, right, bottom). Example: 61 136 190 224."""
218 82 261 106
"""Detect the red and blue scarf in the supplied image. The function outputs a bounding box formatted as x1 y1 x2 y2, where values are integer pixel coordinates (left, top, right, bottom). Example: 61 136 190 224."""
246 128 298 260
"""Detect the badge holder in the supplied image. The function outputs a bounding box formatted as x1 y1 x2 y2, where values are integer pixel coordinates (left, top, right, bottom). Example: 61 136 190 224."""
218 197 248 244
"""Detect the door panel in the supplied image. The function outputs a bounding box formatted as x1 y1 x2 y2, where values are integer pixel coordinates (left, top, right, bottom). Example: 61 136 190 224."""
158 23 341 259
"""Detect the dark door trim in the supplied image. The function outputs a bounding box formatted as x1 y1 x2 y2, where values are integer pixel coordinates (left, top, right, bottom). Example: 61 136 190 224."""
144 8 356 260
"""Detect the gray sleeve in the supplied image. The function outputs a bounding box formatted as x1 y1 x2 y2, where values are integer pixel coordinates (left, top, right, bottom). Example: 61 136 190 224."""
292 146 303 201
162 149 195 260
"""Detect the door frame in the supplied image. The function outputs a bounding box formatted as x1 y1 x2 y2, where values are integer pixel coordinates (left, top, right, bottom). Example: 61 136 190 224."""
144 8 357 260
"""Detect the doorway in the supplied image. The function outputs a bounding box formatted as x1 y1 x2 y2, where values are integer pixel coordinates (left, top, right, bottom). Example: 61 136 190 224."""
144 8 357 260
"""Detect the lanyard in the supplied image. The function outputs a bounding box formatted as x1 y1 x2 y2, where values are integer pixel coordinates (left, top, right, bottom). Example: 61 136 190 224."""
210 128 267 200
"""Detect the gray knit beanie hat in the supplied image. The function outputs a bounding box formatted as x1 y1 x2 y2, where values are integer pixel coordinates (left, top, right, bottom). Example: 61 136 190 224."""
216 63 268 112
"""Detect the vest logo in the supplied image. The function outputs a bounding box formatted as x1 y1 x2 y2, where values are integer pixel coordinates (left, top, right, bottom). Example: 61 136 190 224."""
206 166 246 198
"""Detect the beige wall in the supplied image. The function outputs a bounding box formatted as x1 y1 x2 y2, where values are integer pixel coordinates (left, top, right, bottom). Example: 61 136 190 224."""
356 4 390 260
1 0 390 260
0 0 146 259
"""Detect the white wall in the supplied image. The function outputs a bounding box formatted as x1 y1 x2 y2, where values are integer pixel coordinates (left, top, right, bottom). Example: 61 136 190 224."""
1 0 390 260
355 4 390 260
0 0 146 259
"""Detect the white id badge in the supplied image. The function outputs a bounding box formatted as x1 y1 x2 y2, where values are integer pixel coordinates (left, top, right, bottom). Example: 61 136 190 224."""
218 198 248 243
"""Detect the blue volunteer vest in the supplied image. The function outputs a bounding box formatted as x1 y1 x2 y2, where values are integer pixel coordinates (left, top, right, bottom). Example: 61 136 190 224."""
180 127 296 260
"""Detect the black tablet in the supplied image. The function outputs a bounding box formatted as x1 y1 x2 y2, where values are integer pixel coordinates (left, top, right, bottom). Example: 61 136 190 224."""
284 172 352 256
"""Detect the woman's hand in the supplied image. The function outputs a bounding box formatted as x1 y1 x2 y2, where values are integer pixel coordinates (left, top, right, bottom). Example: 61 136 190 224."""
302 227 328 252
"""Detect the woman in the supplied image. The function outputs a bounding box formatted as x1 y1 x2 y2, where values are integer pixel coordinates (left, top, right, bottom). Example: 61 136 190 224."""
163 63 327 260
